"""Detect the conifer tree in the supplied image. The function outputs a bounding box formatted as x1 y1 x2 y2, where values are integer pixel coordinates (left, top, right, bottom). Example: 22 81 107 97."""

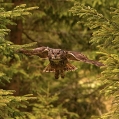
0 1 38 118
0 0 109 119
70 0 119 118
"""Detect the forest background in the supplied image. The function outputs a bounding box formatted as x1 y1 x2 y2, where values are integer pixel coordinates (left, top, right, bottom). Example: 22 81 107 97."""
1 0 119 119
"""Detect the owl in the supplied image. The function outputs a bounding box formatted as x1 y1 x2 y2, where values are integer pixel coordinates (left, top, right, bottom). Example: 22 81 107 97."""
19 46 104 79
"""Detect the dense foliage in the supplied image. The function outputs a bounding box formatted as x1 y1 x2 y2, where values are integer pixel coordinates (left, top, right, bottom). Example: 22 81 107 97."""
1 0 119 119
71 0 119 119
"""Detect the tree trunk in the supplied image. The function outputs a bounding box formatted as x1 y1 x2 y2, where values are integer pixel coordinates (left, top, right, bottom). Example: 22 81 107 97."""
10 19 22 44
10 0 23 44
7 0 24 95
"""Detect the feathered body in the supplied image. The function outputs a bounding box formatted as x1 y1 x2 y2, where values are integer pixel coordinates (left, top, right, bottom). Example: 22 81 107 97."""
19 47 104 79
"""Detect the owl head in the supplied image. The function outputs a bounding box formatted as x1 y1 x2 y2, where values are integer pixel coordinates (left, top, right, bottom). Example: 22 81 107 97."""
48 48 67 61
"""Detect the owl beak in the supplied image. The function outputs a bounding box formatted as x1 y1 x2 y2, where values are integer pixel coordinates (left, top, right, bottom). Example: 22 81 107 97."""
54 55 57 58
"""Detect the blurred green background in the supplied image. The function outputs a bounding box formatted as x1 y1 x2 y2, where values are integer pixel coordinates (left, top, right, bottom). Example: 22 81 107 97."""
1 0 119 119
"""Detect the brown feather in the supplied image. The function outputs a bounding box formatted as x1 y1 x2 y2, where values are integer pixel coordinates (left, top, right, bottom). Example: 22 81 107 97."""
43 64 55 72
19 46 104 79
19 46 48 58
67 51 104 67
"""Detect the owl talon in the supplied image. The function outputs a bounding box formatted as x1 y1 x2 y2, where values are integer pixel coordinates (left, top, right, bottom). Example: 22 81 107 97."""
61 75 64 78
55 70 60 79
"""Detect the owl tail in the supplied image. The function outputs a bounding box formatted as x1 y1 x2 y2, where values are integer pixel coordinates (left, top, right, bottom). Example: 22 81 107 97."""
43 64 55 72
43 63 77 72
65 63 77 71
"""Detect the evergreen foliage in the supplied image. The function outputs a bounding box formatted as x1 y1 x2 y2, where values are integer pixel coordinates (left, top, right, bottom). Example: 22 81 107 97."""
70 1 119 119
0 2 38 118
1 0 118 119
19 1 106 118
0 89 36 119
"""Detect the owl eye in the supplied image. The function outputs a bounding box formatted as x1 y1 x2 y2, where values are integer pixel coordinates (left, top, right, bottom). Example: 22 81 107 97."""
57 52 60 55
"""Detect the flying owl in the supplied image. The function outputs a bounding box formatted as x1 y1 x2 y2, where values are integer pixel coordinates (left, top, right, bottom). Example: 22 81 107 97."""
19 46 104 79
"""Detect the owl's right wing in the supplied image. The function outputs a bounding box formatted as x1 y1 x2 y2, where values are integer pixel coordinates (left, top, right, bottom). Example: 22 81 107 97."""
19 46 49 58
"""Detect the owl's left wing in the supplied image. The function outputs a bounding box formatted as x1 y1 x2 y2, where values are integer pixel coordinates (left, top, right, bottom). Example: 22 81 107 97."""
19 46 49 58
67 51 104 67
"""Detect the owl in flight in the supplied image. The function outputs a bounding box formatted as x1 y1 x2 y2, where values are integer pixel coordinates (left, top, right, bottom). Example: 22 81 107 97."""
19 46 104 79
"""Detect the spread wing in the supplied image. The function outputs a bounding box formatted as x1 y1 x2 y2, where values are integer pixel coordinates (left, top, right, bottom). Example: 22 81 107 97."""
19 46 49 58
67 51 104 67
